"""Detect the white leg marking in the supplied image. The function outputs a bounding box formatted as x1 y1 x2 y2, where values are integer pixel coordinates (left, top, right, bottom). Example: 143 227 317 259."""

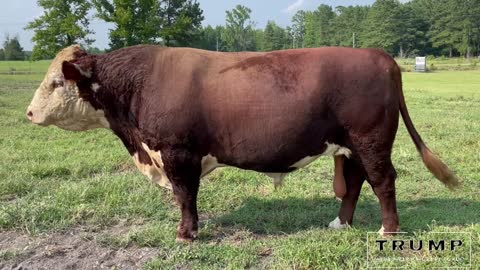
328 216 350 230
378 225 385 235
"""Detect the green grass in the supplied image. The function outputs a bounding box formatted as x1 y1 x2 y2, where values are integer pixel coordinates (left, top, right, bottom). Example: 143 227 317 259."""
1 70 479 269
0 60 51 74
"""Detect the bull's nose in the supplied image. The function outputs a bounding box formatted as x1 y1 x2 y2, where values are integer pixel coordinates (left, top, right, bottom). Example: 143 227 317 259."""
27 110 33 120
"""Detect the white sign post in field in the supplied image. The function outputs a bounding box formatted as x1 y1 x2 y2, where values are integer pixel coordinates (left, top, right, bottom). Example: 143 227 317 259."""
415 57 427 72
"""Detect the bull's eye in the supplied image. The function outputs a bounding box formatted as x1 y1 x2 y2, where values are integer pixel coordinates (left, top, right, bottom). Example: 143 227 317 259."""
52 80 64 89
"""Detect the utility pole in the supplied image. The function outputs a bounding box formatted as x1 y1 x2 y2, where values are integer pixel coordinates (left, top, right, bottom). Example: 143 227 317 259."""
352 32 356 48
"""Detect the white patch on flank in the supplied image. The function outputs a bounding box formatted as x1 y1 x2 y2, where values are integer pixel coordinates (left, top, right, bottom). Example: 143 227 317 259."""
91 83 101 92
290 142 352 169
265 173 287 189
132 143 172 190
200 154 226 178
328 217 350 230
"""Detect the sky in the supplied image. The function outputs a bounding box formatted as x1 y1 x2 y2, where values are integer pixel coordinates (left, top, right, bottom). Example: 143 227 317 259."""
0 0 379 51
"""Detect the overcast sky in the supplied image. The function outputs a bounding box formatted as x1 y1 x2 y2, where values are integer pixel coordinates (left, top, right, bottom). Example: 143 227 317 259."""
1 0 379 50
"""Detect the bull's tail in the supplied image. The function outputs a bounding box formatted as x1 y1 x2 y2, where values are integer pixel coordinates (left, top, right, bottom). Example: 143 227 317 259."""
393 65 460 189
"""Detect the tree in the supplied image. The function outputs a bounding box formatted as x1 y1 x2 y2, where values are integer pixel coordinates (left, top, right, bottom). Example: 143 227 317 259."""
304 5 335 48
427 0 480 57
194 25 226 51
291 10 307 48
395 3 429 57
284 26 294 49
158 0 204 47
263 21 286 51
94 0 160 50
3 36 25 60
224 5 256 52
331 6 369 47
26 0 94 60
0 49 5 61
253 29 265 51
361 0 402 54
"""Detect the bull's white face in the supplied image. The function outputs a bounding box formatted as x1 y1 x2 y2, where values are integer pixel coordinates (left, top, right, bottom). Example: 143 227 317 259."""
26 45 109 131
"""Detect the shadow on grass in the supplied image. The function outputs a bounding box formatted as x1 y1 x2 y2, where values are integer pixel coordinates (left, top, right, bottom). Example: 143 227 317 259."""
212 196 480 236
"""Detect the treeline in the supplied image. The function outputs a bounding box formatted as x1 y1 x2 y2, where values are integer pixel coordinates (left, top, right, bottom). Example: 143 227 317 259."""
0 36 27 61
198 0 480 58
22 0 480 60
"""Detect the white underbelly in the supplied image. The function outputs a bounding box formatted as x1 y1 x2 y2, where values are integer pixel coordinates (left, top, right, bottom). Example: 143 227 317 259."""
200 142 352 179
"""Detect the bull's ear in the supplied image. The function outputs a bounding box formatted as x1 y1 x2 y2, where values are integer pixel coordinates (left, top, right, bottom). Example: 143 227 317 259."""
62 61 92 81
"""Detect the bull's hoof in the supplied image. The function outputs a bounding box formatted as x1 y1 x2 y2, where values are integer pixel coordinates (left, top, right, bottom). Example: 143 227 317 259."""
328 217 350 230
378 225 401 236
176 230 198 243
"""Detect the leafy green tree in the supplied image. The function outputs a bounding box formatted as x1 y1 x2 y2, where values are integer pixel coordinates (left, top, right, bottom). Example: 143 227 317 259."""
224 5 256 51
253 29 265 51
158 0 204 46
194 25 226 51
427 0 480 57
3 36 25 60
0 49 5 61
94 0 203 49
395 3 428 57
361 0 402 54
304 5 335 48
331 6 369 47
291 10 307 48
303 11 318 47
284 26 294 49
94 0 160 49
26 0 93 60
263 21 286 51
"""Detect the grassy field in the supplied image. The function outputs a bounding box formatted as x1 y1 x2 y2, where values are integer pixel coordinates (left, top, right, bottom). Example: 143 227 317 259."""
0 61 51 74
0 69 479 269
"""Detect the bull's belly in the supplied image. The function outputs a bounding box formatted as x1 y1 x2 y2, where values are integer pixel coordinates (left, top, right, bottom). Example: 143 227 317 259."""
201 142 352 179
131 141 351 190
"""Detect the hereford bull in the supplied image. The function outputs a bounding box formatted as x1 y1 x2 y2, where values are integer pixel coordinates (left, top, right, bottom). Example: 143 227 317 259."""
26 45 459 241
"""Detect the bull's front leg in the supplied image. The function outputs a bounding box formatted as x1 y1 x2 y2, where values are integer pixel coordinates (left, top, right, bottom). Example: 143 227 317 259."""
163 151 202 242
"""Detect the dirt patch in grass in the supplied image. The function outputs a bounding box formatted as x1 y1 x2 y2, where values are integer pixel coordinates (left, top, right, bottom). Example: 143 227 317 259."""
0 226 158 270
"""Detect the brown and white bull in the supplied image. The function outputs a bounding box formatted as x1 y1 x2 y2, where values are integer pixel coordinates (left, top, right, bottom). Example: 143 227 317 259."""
27 45 459 241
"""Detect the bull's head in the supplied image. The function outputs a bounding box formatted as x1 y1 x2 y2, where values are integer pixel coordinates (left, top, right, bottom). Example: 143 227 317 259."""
26 45 109 131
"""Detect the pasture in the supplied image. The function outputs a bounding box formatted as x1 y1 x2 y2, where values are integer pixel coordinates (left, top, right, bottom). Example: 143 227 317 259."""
0 64 479 269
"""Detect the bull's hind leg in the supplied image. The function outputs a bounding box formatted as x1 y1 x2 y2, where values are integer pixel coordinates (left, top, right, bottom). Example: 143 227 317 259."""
357 146 400 235
329 158 366 229
367 159 399 235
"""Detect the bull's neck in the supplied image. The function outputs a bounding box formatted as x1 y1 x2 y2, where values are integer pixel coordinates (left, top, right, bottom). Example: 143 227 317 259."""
92 54 149 154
